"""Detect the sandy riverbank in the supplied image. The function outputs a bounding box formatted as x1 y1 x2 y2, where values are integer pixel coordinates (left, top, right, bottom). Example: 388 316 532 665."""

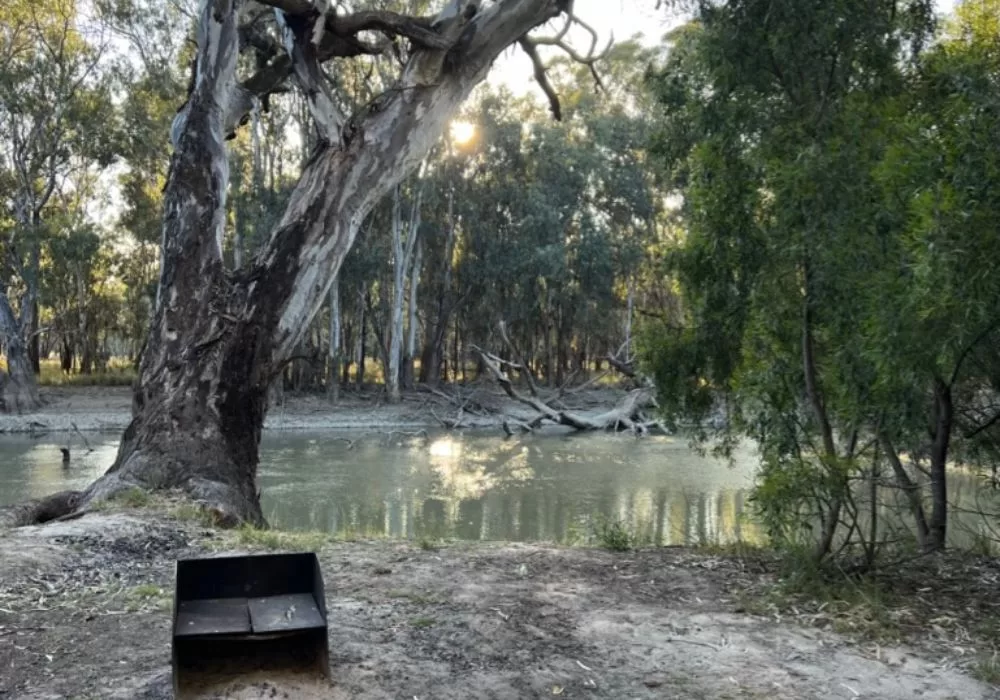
0 385 534 435
0 384 646 436
0 505 995 699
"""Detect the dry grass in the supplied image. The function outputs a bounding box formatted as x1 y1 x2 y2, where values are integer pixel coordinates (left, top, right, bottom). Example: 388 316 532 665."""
231 524 330 552
0 357 137 387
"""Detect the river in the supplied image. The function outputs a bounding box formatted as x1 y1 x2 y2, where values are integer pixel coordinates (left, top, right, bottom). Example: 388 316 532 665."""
0 430 996 548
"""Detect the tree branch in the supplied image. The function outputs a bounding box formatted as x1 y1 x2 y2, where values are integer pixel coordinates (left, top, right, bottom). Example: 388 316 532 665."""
264 0 569 361
253 0 449 50
520 2 612 111
518 38 561 120
275 8 345 144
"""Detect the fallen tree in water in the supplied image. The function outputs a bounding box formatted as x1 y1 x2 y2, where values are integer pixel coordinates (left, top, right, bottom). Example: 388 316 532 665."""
470 345 664 435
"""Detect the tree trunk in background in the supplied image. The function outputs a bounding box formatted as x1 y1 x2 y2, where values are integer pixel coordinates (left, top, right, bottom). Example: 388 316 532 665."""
76 264 93 374
388 192 405 402
879 433 930 551
60 339 74 374
624 276 635 362
452 321 460 383
356 284 366 390
802 271 843 563
341 319 353 386
27 239 41 375
328 277 341 402
388 184 422 403
28 301 40 375
0 288 41 412
544 319 554 387
420 190 455 386
403 237 423 389
928 378 952 550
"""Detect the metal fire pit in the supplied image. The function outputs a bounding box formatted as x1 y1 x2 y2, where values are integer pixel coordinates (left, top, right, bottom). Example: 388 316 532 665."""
171 552 330 697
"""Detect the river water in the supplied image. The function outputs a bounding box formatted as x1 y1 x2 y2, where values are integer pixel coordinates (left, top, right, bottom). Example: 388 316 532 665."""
0 431 996 548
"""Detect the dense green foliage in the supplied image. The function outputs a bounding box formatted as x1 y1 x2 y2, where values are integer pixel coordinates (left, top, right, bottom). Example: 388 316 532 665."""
0 0 668 390
643 0 1000 561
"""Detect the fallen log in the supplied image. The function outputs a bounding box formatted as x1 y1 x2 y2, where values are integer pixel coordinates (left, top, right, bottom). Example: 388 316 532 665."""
471 345 658 433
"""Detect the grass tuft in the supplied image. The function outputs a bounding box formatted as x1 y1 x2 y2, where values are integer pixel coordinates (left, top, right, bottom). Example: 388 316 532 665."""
234 524 329 551
409 616 436 629
112 487 151 508
592 516 634 552
129 584 163 599
168 502 219 527
973 654 1000 686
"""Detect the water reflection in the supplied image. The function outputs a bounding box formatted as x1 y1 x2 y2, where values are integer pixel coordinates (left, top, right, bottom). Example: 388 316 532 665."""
1 431 996 549
256 431 760 546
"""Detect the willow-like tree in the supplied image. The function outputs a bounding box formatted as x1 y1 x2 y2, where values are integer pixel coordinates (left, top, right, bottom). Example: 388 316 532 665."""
41 0 601 525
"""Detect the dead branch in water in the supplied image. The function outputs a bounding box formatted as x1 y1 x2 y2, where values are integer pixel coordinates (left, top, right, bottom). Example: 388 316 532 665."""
470 345 660 434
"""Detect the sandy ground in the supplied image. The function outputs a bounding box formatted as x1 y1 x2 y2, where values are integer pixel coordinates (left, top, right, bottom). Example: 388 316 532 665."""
0 386 505 434
0 511 995 700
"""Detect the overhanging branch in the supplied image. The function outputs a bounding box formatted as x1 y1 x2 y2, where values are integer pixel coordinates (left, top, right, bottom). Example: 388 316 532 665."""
519 38 561 120
520 4 612 120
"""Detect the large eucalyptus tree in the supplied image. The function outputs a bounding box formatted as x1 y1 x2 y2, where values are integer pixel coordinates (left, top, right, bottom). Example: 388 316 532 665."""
55 0 597 525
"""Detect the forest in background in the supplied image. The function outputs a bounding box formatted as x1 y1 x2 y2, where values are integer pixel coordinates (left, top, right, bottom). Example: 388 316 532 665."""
0 0 669 402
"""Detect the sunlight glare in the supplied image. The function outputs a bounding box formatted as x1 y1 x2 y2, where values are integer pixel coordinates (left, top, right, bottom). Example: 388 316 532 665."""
450 120 476 145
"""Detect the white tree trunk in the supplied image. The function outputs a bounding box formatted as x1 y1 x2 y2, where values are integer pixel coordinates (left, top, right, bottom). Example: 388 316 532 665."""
388 182 423 403
328 275 341 402
624 276 635 363
405 235 423 388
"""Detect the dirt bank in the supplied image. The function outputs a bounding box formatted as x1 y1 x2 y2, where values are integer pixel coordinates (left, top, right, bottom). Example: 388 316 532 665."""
0 384 632 435
0 508 994 700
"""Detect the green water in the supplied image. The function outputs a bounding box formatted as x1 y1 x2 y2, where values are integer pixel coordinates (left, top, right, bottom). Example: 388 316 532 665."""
0 431 756 545
1 430 996 548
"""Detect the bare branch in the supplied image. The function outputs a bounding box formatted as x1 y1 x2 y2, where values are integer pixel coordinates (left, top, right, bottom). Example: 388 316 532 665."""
518 38 561 120
275 8 346 144
520 4 613 118
253 0 448 50
333 10 450 50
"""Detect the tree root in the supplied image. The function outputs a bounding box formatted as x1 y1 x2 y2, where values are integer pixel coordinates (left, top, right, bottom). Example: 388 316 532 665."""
0 490 83 528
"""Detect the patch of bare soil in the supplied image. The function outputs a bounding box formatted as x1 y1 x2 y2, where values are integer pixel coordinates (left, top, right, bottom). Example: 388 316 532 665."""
0 512 994 700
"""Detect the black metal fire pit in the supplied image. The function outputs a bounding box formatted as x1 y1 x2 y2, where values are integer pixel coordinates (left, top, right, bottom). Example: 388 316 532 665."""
171 552 330 697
